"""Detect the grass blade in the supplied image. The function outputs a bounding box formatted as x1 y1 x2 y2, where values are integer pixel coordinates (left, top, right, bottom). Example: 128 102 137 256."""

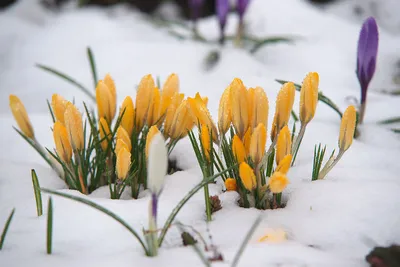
0 208 16 250
47 99 56 123
36 63 95 102
47 197 53 254
31 169 43 216
275 79 343 118
41 188 149 255
379 117 400 124
87 47 98 89
231 215 263 267
250 37 294 54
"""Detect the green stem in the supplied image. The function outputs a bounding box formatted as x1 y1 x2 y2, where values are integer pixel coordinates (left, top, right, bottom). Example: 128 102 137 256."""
291 124 306 166
318 150 344 179
359 102 366 124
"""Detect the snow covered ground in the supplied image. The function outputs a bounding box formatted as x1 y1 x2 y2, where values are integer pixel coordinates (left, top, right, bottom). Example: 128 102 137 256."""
1 0 400 266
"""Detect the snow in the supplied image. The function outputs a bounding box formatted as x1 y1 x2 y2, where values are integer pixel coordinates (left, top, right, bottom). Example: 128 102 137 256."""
1 0 400 266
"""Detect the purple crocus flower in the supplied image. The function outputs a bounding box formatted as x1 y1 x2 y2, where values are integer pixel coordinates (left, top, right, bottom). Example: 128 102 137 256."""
237 0 250 23
356 17 378 123
188 0 204 22
151 193 158 220
216 0 230 43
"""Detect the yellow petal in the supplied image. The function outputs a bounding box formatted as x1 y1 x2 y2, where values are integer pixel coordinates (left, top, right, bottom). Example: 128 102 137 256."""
51 94 68 124
146 125 161 159
96 80 113 124
225 178 237 191
9 95 34 138
164 92 184 138
250 87 269 131
275 154 292 174
147 87 161 126
115 138 130 155
136 74 155 132
249 123 267 165
104 74 117 121
53 121 72 163
169 100 193 140
276 125 291 165
268 171 289 193
160 73 179 117
188 96 218 143
247 88 255 130
116 126 131 151
116 147 131 180
243 127 251 155
64 103 84 151
99 117 111 151
230 78 248 139
258 229 287 243
218 86 232 135
232 135 246 164
299 72 319 125
239 162 256 191
274 82 295 133
200 124 211 162
119 96 134 136
339 105 357 152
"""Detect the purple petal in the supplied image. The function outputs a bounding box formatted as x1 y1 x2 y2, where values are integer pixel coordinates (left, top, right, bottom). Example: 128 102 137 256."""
189 0 204 21
152 193 158 220
216 0 230 31
356 17 379 103
237 0 250 20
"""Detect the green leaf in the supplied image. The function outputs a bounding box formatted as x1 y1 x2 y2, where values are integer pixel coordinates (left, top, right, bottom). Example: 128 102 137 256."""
250 37 294 54
47 99 56 123
87 47 98 89
40 188 149 255
31 169 43 216
47 197 53 254
0 208 16 250
379 117 400 124
275 79 343 118
231 215 263 267
36 63 95 102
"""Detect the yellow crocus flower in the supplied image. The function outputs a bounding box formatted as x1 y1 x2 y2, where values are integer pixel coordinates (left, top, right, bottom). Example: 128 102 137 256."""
299 72 319 125
339 105 357 152
116 147 131 180
99 117 111 151
230 78 248 139
136 74 155 132
119 96 134 136
51 94 68 124
200 124 211 162
275 154 292 175
249 123 267 165
116 126 131 151
146 125 161 159
104 74 117 121
64 103 84 151
272 82 295 140
218 86 232 136
164 92 184 138
232 135 246 164
224 178 237 191
239 162 256 191
249 87 269 131
160 73 179 117
53 121 72 163
115 138 130 155
169 100 193 140
188 95 218 143
276 125 291 165
268 171 289 193
243 127 251 155
147 87 161 126
9 95 34 138
96 80 114 124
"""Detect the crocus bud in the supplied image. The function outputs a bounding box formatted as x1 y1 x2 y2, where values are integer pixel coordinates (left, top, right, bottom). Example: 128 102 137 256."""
268 171 289 193
275 154 292 175
232 135 246 164
99 117 111 151
216 0 230 43
249 123 267 165
96 80 115 124
200 124 211 162
9 95 34 138
147 133 167 195
104 74 117 120
276 126 291 165
218 86 232 135
64 103 84 151
237 0 250 23
225 178 237 191
51 94 68 124
160 73 179 119
249 86 269 131
116 127 131 152
146 125 161 159
299 72 319 125
357 17 378 123
53 121 72 163
116 147 131 180
169 100 193 140
188 95 218 142
115 138 130 156
271 82 295 141
136 74 155 132
164 92 185 138
239 162 256 191
119 96 134 136
147 87 161 127
339 105 357 152
243 127 251 154
230 78 248 139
